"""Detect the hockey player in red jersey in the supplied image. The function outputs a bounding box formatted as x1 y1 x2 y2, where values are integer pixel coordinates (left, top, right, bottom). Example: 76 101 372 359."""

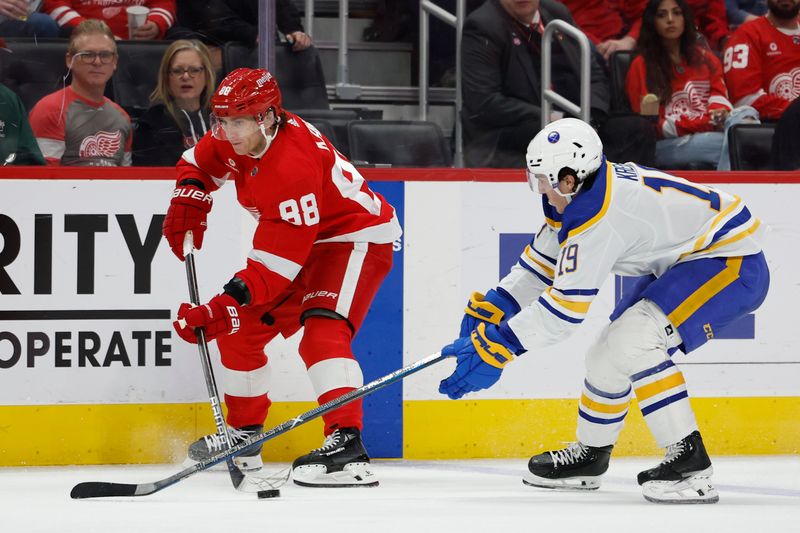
723 0 800 120
163 68 401 487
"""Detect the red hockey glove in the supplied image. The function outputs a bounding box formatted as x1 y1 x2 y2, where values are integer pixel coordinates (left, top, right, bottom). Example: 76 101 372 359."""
163 184 213 261
173 293 242 344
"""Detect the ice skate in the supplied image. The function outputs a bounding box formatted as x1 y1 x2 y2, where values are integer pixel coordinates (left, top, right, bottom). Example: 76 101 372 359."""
523 442 613 490
185 424 264 472
638 430 718 504
292 427 378 487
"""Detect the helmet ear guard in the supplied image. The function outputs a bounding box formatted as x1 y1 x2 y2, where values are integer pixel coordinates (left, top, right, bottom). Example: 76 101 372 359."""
525 118 604 197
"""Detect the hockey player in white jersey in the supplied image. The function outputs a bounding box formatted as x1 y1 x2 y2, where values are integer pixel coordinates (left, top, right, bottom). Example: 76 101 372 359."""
438 118 770 504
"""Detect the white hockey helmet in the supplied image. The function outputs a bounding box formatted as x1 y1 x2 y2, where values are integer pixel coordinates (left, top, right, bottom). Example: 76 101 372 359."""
525 118 603 197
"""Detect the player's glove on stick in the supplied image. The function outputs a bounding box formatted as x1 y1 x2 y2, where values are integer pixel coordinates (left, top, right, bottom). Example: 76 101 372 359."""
163 184 213 261
173 293 242 343
460 288 520 337
439 322 526 400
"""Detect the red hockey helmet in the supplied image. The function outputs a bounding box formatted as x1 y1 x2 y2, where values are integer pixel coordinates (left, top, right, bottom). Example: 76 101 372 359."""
210 67 283 120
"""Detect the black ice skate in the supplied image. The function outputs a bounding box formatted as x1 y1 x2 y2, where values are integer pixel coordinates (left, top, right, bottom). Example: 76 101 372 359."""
637 430 718 504
292 427 378 487
186 424 264 472
523 442 613 490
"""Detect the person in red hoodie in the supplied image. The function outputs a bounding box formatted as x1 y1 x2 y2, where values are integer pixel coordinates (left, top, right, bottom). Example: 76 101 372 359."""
563 0 729 61
44 0 175 39
723 0 800 168
626 0 758 169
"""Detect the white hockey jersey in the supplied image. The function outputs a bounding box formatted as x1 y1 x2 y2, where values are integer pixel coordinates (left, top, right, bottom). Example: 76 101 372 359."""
501 159 766 351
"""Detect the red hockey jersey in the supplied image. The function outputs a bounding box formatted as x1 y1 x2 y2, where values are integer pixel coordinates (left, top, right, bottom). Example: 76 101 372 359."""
44 0 175 39
723 16 800 119
626 48 732 138
176 112 401 307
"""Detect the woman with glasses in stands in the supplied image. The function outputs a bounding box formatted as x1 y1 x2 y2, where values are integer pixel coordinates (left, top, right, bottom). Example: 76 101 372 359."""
133 39 215 166
625 0 759 170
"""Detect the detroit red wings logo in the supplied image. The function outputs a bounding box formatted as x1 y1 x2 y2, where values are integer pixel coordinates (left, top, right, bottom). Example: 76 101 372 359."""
665 81 710 121
769 67 800 101
79 130 122 158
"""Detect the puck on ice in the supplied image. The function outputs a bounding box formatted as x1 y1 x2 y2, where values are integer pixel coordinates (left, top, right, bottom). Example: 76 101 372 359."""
257 489 280 499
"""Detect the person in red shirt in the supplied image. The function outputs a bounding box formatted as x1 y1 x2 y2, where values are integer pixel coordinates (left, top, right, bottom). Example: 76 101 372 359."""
723 0 800 168
44 0 175 39
163 68 401 487
626 0 758 169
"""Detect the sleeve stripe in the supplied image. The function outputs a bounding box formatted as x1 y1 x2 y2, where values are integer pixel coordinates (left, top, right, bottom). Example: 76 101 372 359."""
517 259 554 286
556 288 599 296
529 242 557 265
544 289 591 314
523 246 555 277
56 10 81 26
247 249 303 281
149 8 175 26
538 297 584 324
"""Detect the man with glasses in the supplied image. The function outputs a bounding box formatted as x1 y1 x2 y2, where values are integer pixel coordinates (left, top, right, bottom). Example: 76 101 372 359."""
29 18 132 166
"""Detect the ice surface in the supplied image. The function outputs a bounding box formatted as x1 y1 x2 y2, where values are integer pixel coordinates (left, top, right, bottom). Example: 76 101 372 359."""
2 457 798 533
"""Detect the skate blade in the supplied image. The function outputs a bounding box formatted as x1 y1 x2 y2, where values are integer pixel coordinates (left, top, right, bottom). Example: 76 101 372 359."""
522 473 601 491
642 468 719 504
293 462 379 488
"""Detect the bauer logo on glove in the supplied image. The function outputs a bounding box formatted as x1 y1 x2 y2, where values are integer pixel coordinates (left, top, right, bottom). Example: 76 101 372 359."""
173 293 243 343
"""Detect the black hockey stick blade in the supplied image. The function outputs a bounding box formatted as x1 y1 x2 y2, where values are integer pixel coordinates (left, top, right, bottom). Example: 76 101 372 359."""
70 351 452 499
71 482 151 499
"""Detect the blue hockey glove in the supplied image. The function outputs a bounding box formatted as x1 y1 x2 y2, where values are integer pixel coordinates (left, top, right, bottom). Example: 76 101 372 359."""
459 288 520 337
439 322 526 400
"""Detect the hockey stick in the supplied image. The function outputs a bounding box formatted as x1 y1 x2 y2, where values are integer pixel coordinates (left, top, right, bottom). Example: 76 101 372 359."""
181 231 254 492
71 350 451 499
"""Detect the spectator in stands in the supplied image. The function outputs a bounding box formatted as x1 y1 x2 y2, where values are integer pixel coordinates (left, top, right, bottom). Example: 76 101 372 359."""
560 0 645 61
176 0 312 51
44 0 175 39
0 0 59 37
627 0 758 170
0 82 45 165
723 0 800 169
564 0 729 61
133 39 214 166
726 0 768 27
29 19 132 166
461 0 656 168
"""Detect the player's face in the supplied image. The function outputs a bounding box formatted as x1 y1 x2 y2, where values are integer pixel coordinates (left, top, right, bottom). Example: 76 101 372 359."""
654 0 685 41
768 0 800 20
67 33 117 89
499 0 540 24
167 50 206 107
216 116 262 154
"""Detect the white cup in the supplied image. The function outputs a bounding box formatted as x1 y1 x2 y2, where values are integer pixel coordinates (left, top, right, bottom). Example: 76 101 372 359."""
127 5 150 35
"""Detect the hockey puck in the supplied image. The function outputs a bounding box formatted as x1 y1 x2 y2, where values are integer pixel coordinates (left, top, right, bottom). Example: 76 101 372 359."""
257 489 280 499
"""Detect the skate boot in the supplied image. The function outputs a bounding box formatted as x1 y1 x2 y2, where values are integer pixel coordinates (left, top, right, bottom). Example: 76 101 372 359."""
523 442 613 490
186 424 263 472
292 427 378 487
638 430 718 504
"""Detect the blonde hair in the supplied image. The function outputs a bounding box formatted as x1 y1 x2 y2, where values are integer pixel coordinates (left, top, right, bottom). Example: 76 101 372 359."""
68 19 116 55
150 39 215 121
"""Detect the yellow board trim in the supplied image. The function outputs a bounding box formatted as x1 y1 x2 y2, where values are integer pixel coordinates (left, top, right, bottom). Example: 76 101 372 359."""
634 371 686 402
668 256 743 327
0 401 322 466
566 163 613 242
2 396 798 466
580 393 630 414
404 397 800 458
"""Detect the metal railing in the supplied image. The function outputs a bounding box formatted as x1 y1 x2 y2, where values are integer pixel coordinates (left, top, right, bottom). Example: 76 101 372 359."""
541 20 592 129
419 0 465 167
